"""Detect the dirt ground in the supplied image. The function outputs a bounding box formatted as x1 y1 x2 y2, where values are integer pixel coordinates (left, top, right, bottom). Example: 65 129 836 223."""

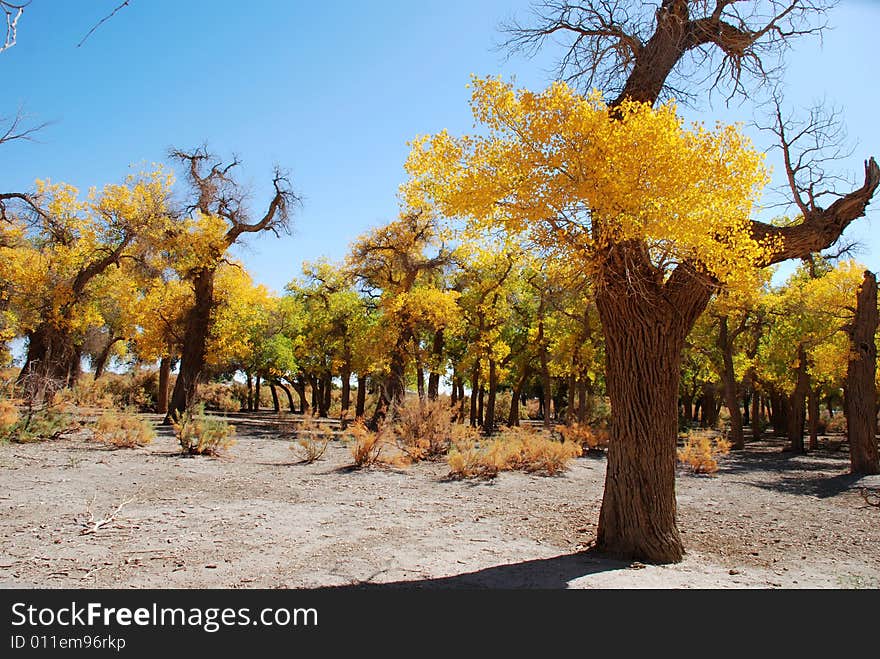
1 412 878 589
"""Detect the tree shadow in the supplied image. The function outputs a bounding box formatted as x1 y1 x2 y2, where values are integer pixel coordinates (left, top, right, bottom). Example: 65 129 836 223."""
750 472 865 498
332 549 632 589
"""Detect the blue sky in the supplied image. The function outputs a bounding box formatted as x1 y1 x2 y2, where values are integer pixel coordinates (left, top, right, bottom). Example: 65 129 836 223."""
2 0 878 294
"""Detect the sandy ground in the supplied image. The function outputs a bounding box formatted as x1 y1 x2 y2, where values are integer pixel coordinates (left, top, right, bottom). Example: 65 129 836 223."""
1 413 878 589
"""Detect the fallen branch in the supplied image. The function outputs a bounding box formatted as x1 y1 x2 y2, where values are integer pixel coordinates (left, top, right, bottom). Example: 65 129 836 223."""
79 494 136 535
861 488 880 508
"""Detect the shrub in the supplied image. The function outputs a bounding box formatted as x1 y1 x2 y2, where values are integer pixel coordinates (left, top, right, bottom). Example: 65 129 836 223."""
198 382 242 413
447 427 582 479
0 398 19 440
172 404 236 456
558 422 609 451
4 406 77 443
55 378 115 409
389 397 454 461
677 430 731 475
289 416 334 463
100 371 159 410
346 419 392 468
91 409 155 448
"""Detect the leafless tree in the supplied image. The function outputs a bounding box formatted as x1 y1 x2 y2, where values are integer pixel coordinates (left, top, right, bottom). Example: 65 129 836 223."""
501 0 835 106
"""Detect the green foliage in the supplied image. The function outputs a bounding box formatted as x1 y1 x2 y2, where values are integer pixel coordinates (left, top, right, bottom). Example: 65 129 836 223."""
172 404 236 456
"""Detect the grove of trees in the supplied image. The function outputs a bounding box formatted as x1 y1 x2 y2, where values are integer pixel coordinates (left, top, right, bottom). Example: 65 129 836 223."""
1 1 878 565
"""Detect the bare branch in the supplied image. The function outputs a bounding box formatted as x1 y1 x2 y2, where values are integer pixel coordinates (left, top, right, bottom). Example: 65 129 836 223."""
77 0 132 48
0 1 27 54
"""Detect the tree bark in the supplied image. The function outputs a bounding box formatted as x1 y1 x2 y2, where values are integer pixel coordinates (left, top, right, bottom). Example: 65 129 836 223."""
595 249 712 564
845 270 879 474
245 372 253 412
355 375 367 419
484 359 498 433
788 346 809 454
427 329 444 400
92 336 123 380
340 364 351 413
277 381 295 412
717 317 745 449
508 366 530 427
269 383 280 413
254 373 262 412
808 385 820 451
469 364 480 427
166 268 214 422
157 356 171 415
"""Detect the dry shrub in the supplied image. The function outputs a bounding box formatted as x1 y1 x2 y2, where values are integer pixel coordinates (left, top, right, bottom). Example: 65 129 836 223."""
448 427 582 479
198 382 242 413
289 416 334 463
0 398 19 441
91 409 155 448
346 419 389 467
55 378 115 408
172 404 236 456
389 397 454 461
558 422 609 451
677 430 731 475
4 407 77 443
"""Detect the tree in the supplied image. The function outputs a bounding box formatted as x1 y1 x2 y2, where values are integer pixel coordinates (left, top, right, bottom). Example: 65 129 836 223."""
164 147 299 421
846 270 879 475
406 0 878 562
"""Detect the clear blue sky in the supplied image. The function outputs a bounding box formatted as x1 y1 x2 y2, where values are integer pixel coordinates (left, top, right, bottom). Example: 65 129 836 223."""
2 0 878 294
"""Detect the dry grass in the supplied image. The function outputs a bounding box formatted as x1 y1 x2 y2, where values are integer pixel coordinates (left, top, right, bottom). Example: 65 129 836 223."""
172 405 236 456
346 419 389 468
557 422 610 451
0 398 19 440
677 430 732 475
289 416 334 464
388 398 454 461
448 426 582 479
91 410 156 448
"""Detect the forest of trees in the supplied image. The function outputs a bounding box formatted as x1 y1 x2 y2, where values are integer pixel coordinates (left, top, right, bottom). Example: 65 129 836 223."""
1 1 878 566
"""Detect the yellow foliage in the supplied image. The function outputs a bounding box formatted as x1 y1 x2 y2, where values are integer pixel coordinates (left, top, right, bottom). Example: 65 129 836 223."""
404 77 772 294
677 431 731 475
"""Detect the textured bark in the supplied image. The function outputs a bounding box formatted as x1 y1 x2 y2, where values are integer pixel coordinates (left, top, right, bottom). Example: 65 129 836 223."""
319 372 332 417
427 329 444 400
595 250 713 563
469 364 480 427
254 373 262 412
293 376 308 415
17 324 80 390
846 271 879 475
386 343 408 408
166 269 215 422
276 381 295 412
245 372 253 412
477 386 485 428
416 364 425 400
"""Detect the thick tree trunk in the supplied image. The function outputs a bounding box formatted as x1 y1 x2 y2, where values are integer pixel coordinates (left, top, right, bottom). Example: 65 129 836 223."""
293 376 308 415
17 324 79 393
477 386 485 428
416 363 425 401
254 373 262 412
166 268 215 422
157 357 171 415
700 383 718 429
846 270 879 474
594 251 712 564
355 375 367 419
718 317 744 449
386 340 408 408
484 359 498 433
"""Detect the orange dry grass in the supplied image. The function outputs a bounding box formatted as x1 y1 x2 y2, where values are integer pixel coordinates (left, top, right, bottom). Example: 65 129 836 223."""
91 410 156 448
677 431 731 474
448 427 582 479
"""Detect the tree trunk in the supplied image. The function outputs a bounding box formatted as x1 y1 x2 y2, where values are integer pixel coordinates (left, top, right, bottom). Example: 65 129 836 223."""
386 339 408 408
340 364 352 413
594 253 712 564
751 391 762 441
846 270 879 474
294 376 308 415
157 356 171 415
484 359 498 433
427 329 444 400
477 386 485 428
254 373 262 412
269 383 280 413
92 336 123 380
416 364 425 400
355 375 367 419
788 346 809 454
508 366 530 427
718 317 745 449
808 385 820 451
17 323 79 393
319 372 332 417
469 364 479 427
166 268 215 422
245 372 253 412
277 381 295 412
